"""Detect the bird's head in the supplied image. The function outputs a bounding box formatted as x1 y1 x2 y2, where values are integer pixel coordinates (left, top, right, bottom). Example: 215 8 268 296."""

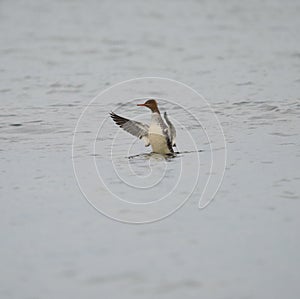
137 99 160 113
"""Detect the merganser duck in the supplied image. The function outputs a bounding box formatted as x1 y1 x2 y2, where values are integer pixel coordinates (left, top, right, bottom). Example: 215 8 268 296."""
110 99 176 155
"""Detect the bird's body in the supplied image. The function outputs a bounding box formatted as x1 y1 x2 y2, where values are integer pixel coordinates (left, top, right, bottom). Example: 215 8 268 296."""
148 112 173 154
110 100 176 155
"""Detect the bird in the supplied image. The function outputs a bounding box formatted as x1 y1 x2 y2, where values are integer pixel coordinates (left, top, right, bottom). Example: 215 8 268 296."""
110 99 176 155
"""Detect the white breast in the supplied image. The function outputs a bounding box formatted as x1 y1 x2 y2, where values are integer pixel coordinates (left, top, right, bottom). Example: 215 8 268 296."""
149 122 164 135
148 114 171 154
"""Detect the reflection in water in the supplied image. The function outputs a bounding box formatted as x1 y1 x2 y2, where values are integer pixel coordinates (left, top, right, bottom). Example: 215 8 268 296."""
127 149 204 159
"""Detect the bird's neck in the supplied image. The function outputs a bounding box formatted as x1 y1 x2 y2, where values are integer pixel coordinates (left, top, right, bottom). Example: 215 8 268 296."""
150 106 160 114
151 111 162 123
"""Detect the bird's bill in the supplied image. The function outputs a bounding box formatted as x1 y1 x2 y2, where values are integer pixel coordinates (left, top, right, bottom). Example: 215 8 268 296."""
137 103 146 107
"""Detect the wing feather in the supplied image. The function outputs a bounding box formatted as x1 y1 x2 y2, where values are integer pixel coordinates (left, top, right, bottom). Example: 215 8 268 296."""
164 112 176 147
110 112 150 146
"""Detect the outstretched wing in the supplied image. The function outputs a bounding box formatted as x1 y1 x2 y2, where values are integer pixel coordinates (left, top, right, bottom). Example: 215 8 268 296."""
110 112 150 146
164 112 176 147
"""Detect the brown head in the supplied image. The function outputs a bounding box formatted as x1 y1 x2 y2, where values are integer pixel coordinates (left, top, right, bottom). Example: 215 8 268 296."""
137 99 160 113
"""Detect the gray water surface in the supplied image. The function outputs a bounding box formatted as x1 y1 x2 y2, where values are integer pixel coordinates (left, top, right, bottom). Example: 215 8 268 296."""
1 0 300 298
